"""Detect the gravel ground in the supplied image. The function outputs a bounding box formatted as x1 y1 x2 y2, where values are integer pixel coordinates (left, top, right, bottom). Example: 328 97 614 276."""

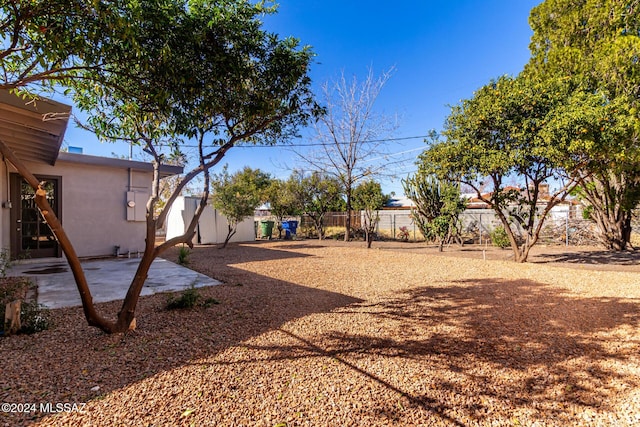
1 240 640 426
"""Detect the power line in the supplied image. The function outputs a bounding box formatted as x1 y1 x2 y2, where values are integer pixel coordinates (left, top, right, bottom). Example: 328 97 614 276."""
250 134 430 148
361 146 425 164
156 134 431 149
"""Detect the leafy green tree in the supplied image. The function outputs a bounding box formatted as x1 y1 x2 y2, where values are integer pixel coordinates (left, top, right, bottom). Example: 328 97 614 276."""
402 173 466 252
154 150 189 217
80 1 314 333
212 166 271 248
265 179 300 239
288 170 343 240
422 75 579 262
352 180 387 248
0 0 135 91
0 0 317 333
1 0 184 332
526 0 640 250
540 90 640 250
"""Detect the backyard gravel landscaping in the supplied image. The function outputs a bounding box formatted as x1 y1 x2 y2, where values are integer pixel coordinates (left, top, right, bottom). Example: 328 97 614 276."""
1 240 640 426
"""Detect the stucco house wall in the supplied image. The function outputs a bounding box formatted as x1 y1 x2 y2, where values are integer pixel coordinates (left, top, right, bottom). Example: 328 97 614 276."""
0 89 183 259
0 152 177 258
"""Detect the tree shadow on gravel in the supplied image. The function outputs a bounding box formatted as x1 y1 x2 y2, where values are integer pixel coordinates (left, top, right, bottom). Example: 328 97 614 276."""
0 243 362 426
532 249 640 266
329 279 640 423
231 278 640 425
197 241 317 263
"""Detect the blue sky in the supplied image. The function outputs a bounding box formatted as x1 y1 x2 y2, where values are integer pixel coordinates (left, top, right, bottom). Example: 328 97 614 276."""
61 0 542 195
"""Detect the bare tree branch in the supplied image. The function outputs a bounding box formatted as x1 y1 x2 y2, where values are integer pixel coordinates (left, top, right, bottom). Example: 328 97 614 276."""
294 66 404 240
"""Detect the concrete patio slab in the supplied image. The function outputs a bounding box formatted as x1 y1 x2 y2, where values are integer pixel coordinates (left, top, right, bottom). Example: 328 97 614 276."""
7 257 220 309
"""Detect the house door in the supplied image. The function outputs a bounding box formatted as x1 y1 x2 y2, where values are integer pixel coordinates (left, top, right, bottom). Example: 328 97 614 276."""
10 174 61 259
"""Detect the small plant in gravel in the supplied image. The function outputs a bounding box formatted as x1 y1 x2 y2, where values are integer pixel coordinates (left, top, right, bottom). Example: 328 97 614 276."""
18 301 53 334
165 286 220 310
177 245 190 265
166 285 201 310
202 297 220 308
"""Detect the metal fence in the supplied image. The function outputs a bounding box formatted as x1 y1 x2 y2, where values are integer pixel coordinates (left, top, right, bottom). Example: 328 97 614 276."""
256 206 640 247
296 209 603 246
455 209 599 246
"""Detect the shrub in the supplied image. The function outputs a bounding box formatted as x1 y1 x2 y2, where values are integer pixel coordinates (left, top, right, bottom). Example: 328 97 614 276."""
166 285 200 310
165 286 221 310
1 277 52 335
1 277 31 329
177 246 190 265
0 248 11 278
19 301 52 334
490 226 510 249
397 226 410 242
0 277 30 305
202 297 220 308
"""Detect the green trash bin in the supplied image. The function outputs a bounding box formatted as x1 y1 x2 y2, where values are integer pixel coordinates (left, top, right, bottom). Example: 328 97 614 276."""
260 220 275 239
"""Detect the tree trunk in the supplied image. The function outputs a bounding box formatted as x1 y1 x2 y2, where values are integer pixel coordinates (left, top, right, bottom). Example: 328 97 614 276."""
0 139 116 332
623 215 633 250
4 300 21 335
518 240 533 264
308 213 323 240
591 210 632 251
580 174 636 251
114 158 211 333
599 222 629 251
495 210 525 263
114 217 158 332
277 220 283 239
344 213 351 241
344 187 352 241
221 224 237 249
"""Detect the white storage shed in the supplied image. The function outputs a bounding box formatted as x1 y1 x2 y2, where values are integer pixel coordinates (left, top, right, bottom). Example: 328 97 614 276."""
165 196 255 244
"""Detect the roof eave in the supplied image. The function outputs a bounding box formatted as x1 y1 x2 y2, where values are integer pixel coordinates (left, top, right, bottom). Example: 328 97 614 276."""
56 152 183 177
0 90 71 165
